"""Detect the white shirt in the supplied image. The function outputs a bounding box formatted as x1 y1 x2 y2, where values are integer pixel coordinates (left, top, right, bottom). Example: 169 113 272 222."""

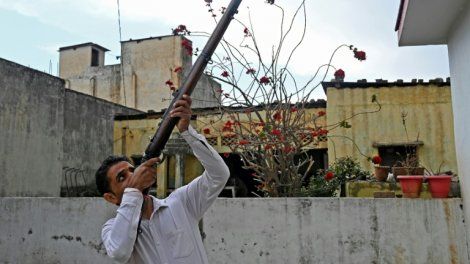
101 126 230 264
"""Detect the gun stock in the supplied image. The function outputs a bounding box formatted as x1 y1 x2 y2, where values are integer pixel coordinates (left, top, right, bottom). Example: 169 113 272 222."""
142 0 242 162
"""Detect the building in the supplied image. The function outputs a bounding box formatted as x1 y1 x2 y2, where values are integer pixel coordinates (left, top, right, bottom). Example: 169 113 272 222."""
0 58 142 197
323 78 457 174
395 0 470 236
58 35 221 112
113 101 329 198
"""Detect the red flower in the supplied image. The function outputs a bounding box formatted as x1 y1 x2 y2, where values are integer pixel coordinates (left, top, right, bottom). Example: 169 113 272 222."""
264 144 273 150
203 128 211 134
222 126 233 132
165 80 174 86
259 76 270 85
372 155 382 165
334 69 345 80
246 68 256 74
221 71 229 77
223 153 230 158
273 111 282 121
324 171 334 181
283 146 294 153
318 129 329 135
290 106 298 113
239 139 250 145
354 50 366 61
243 27 250 36
271 129 281 136
311 131 318 137
174 66 182 73
317 111 326 117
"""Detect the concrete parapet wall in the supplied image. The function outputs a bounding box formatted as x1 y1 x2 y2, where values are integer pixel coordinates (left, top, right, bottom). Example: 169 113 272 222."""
0 198 468 263
203 198 469 264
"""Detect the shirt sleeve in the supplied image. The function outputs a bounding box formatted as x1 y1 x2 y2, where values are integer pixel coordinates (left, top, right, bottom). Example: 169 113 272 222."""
174 125 230 221
101 188 143 263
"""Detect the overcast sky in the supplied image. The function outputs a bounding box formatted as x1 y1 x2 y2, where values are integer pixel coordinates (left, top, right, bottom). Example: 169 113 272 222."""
0 0 450 99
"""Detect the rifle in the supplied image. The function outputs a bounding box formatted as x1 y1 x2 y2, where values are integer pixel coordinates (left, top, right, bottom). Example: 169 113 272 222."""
141 0 242 163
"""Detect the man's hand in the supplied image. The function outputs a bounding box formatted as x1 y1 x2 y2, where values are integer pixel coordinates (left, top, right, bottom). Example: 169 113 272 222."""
127 158 160 192
170 94 192 132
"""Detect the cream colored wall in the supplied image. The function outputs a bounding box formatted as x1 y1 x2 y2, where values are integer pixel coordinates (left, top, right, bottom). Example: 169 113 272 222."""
326 85 457 174
120 37 186 111
59 47 92 79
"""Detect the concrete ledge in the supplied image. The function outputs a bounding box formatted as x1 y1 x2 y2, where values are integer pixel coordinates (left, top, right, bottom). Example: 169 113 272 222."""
203 198 469 264
0 198 468 263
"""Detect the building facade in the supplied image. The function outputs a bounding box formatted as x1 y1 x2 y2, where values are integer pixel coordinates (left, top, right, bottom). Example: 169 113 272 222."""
58 36 221 112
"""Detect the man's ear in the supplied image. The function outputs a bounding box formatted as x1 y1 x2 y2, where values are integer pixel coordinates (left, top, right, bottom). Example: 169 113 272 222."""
103 192 118 205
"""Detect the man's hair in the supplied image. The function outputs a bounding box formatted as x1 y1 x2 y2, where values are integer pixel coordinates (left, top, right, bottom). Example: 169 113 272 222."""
95 155 132 195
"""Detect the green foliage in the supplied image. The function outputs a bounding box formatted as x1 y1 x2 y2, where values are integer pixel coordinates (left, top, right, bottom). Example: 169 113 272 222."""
299 156 371 197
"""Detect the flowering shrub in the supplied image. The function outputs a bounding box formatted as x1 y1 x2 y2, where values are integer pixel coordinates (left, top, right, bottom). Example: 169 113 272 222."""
300 156 371 197
166 0 380 197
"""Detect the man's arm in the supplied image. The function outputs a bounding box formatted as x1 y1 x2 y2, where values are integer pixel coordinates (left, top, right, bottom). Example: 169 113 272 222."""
169 94 230 220
174 125 230 221
101 158 158 263
101 189 142 263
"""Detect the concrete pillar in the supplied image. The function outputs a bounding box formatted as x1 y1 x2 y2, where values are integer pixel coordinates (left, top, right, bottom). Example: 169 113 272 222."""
175 154 185 188
156 158 168 198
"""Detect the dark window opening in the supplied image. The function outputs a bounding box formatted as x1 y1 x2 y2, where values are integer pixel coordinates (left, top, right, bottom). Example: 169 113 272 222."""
91 49 99 66
378 145 418 167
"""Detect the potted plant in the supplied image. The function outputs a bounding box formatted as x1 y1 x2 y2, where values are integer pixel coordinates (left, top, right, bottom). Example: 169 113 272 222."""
371 155 389 182
424 164 453 198
393 154 424 198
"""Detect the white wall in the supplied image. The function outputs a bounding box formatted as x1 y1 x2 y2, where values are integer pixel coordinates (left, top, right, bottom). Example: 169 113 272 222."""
204 198 469 264
1 198 467 263
448 2 470 240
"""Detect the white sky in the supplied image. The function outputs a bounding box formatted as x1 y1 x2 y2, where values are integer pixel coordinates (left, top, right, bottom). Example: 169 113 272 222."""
0 0 450 99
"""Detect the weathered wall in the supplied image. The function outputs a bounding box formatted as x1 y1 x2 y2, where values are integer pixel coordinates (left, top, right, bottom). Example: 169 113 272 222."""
60 36 221 112
0 198 467 263
0 57 143 197
326 84 457 173
0 198 115 263
59 46 94 79
204 198 469 264
448 2 470 246
65 65 121 103
63 90 142 195
0 58 64 197
121 36 220 111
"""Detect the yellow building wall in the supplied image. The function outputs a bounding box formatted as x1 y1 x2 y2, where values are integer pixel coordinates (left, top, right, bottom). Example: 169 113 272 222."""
114 106 327 197
326 85 457 174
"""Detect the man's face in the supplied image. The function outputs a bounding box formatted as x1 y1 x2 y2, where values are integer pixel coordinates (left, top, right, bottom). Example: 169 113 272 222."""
104 161 135 205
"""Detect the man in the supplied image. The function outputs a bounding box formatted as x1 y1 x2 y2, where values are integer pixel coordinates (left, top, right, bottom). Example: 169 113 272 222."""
95 95 230 263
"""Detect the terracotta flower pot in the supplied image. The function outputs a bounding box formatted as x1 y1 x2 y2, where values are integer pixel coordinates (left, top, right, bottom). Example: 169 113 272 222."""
426 175 452 198
374 166 390 182
397 175 423 198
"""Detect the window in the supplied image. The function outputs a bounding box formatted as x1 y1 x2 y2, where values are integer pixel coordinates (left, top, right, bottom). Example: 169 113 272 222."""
91 48 99 66
378 145 418 167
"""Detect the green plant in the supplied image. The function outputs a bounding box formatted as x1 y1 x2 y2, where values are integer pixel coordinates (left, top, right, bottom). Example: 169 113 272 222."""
299 156 371 197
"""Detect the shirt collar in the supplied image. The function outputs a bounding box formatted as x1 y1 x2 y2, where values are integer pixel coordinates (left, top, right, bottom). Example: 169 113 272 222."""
151 196 168 213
